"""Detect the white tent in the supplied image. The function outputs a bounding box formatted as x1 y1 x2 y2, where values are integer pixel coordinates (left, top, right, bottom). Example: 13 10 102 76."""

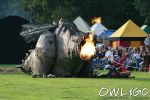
141 25 148 30
73 16 90 33
141 25 150 34
90 23 108 35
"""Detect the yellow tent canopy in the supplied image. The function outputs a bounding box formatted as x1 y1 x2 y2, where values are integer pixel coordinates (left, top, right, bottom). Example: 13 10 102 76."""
110 19 148 38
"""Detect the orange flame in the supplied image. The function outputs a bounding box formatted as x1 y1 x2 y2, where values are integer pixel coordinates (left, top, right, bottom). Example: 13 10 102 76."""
92 17 102 24
80 34 96 61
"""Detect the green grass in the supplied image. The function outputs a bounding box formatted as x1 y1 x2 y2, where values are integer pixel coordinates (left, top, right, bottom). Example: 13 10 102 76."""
0 64 17 68
0 65 150 100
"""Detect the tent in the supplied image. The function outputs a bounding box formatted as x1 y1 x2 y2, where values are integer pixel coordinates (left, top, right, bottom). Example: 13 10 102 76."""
98 30 115 39
97 30 115 46
90 23 108 36
73 16 90 33
141 25 150 34
110 19 148 48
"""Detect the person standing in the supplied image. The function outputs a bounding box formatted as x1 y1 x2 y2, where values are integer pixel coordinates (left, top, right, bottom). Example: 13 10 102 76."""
144 34 150 71
144 34 150 50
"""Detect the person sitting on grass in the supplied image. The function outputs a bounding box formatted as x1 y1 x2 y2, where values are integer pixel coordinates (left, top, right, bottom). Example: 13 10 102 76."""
99 65 135 78
97 47 114 69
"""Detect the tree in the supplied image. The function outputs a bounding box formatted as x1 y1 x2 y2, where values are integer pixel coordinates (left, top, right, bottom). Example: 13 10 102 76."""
21 0 144 29
134 0 150 25
72 0 143 29
22 0 50 22
21 0 79 22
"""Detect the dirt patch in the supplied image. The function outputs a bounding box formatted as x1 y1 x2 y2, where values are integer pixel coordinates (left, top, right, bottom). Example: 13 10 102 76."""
0 67 23 73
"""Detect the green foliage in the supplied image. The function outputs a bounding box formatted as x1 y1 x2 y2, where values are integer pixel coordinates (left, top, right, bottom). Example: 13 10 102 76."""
0 64 17 68
134 0 150 25
76 0 143 29
22 0 50 22
21 0 78 22
51 6 78 21
21 0 145 29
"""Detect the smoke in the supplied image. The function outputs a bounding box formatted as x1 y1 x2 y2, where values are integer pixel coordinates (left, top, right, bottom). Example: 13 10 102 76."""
0 0 29 20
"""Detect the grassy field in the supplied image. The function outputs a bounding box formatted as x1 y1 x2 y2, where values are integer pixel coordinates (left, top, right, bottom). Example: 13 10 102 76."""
0 65 150 100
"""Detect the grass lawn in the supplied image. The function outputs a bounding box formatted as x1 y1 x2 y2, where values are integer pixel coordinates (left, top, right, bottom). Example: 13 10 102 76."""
0 65 150 100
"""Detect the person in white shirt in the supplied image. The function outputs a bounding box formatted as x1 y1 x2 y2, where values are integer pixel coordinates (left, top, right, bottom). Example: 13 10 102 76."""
105 47 114 62
133 49 142 70
98 47 114 70
133 52 141 59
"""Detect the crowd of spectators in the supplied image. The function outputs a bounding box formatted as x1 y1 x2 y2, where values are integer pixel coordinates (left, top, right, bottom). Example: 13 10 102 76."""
92 43 150 78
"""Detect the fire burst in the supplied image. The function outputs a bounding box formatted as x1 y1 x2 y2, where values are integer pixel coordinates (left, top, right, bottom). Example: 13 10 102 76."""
80 34 96 61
